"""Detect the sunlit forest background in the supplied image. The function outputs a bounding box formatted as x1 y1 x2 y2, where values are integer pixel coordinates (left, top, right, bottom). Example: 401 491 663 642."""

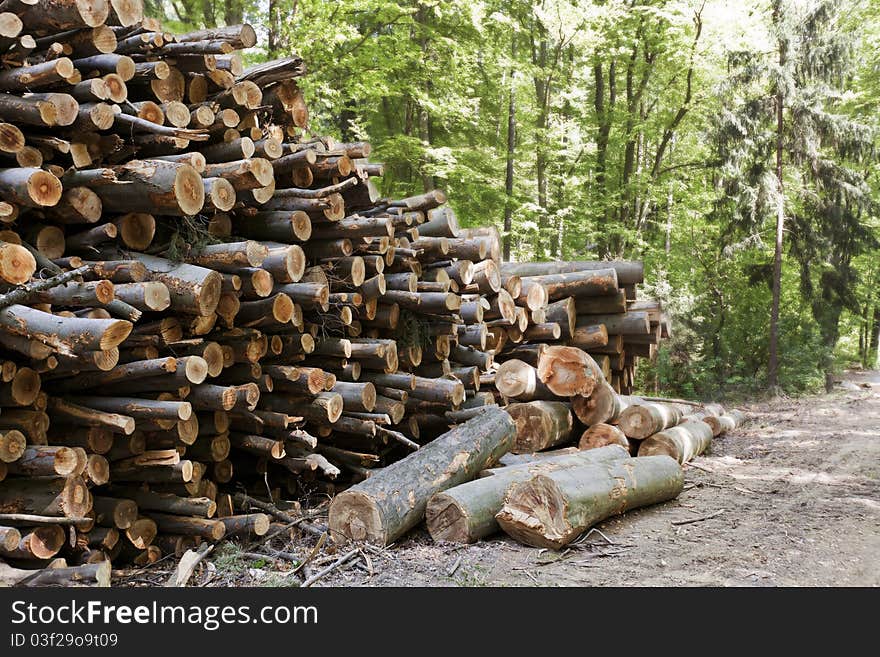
153 0 880 398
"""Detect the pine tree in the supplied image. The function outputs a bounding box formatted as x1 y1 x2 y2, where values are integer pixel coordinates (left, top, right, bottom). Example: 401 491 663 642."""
713 0 876 392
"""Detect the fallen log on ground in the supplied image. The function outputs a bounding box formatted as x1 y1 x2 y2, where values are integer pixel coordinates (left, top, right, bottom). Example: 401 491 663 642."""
426 445 629 543
328 407 515 545
495 455 684 549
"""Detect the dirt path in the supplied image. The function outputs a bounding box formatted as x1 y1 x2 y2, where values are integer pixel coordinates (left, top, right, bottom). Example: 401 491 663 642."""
323 371 880 587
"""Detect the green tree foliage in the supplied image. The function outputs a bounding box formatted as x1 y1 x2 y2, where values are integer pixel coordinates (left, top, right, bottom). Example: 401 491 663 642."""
156 0 880 396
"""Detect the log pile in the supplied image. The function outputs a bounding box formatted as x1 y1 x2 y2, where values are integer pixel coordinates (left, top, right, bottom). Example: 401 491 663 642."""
0 7 747 582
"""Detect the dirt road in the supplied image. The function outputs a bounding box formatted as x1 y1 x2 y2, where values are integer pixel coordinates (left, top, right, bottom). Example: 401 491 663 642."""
322 371 880 587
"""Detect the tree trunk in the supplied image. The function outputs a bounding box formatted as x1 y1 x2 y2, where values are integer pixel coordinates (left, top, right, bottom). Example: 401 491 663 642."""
543 297 576 337
577 311 650 336
496 455 683 549
506 401 573 453
0 475 91 518
536 346 599 397
0 304 131 354
570 384 631 425
146 511 225 540
0 559 110 587
328 407 515 545
500 260 644 285
637 418 713 464
109 486 215 518
578 423 629 451
425 445 628 543
502 33 516 261
4 445 83 477
617 401 689 439
495 359 557 401
128 253 222 317
768 5 786 393
575 290 627 314
569 324 609 350
218 513 270 536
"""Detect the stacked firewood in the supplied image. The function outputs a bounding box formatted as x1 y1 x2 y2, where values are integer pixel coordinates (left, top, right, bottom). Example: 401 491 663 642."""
0 5 735 584
496 261 667 394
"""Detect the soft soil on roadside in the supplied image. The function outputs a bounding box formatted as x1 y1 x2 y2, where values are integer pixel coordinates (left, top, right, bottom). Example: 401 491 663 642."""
120 371 879 587
317 370 880 587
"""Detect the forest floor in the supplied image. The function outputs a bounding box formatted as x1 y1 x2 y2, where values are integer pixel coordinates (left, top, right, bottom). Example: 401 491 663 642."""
316 369 880 587
129 371 879 587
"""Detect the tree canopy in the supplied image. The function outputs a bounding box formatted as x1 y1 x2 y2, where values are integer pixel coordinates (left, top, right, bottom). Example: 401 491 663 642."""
159 0 880 397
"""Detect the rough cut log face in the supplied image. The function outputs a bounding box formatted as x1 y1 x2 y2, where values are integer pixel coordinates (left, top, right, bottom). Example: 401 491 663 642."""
536 346 598 398
0 168 62 208
0 242 36 284
496 456 683 549
506 401 574 453
578 423 629 451
425 445 629 543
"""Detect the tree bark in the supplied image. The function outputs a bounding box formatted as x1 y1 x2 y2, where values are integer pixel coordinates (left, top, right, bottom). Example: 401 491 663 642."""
328 407 515 545
506 401 573 453
637 418 713 464
426 445 629 543
0 475 91 518
496 455 683 548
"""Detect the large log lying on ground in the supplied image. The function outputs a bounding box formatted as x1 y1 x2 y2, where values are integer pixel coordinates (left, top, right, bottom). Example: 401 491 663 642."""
425 445 629 543
328 407 515 545
495 455 684 549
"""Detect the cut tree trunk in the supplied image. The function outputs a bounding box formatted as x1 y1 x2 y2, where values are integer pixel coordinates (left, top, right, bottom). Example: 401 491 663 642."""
425 445 629 543
570 383 627 425
0 559 110 587
505 401 573 453
328 406 515 545
578 423 629 451
500 260 644 285
0 304 132 354
637 418 713 464
617 402 683 439
0 475 91 518
128 253 222 317
493 359 556 402
535 346 599 397
520 268 618 302
496 455 683 548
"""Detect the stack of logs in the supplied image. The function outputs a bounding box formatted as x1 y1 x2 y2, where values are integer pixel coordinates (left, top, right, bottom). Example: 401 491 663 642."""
0 5 740 585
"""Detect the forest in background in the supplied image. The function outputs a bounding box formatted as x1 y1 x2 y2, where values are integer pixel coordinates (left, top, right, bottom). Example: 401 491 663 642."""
152 0 880 398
